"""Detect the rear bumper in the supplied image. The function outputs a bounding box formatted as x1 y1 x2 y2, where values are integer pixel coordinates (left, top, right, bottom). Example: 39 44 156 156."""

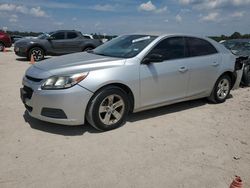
233 69 244 90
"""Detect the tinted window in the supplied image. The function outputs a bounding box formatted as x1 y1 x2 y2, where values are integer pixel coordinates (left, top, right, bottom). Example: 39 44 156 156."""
51 32 65 40
84 36 91 39
187 37 217 57
148 37 186 60
67 32 78 39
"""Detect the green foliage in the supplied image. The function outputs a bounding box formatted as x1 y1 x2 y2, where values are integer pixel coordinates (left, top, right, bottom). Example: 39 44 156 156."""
6 30 42 37
209 32 250 42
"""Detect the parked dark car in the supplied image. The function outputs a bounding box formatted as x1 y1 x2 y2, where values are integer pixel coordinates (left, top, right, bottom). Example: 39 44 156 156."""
11 35 23 44
0 31 12 51
221 39 250 86
14 30 102 61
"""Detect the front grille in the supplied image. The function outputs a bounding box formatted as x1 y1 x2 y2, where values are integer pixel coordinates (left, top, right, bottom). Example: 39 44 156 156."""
26 75 43 82
23 86 33 99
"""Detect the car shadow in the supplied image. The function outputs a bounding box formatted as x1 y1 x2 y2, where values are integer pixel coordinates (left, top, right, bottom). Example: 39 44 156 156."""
16 58 28 62
16 57 51 62
22 98 228 135
127 98 207 122
23 111 100 136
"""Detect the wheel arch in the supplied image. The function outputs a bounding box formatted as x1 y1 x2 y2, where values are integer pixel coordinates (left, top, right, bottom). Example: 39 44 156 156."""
87 83 135 113
81 43 95 51
219 71 237 89
27 44 47 56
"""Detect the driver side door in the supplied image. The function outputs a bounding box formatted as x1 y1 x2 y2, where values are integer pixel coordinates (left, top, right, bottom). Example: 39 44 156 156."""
139 37 190 108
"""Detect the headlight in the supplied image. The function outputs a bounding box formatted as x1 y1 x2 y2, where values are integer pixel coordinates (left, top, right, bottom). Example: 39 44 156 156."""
41 72 88 90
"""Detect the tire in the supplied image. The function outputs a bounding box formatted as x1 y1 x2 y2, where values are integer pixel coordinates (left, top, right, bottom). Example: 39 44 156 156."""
28 47 44 61
208 75 232 103
83 46 94 52
0 42 4 52
86 86 129 131
241 65 250 87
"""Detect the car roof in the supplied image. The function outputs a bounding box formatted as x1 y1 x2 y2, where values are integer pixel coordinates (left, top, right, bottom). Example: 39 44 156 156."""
52 30 81 33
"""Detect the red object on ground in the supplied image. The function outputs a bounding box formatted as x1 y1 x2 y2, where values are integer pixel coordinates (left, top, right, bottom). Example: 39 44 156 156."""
0 31 12 51
230 176 243 188
30 54 35 64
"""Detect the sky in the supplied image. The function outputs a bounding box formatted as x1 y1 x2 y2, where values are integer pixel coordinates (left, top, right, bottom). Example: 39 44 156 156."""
0 0 250 36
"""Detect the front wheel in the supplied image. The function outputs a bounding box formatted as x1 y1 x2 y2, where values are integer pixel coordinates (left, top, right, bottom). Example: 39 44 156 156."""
28 47 44 61
208 75 232 103
0 42 4 52
86 86 129 131
83 46 94 52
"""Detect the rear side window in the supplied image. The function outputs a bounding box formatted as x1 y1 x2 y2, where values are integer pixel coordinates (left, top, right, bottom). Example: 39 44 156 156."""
186 37 217 57
148 37 186 60
51 32 65 40
67 32 78 39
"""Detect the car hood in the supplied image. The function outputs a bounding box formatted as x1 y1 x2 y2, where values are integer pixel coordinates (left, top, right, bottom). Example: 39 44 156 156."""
15 37 41 45
26 52 125 79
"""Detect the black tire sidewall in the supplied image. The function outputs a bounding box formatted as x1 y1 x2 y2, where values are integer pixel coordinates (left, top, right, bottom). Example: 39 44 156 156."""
88 87 129 131
213 75 231 103
0 42 4 52
242 65 250 86
29 47 44 61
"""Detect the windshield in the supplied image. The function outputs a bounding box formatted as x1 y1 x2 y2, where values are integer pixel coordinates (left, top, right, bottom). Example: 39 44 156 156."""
37 32 53 39
91 35 157 58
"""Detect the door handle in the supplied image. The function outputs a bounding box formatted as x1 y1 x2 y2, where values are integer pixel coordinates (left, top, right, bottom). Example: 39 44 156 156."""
212 62 219 67
179 66 188 73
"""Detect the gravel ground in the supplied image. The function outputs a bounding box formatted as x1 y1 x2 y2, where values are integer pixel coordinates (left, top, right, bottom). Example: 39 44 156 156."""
0 49 250 188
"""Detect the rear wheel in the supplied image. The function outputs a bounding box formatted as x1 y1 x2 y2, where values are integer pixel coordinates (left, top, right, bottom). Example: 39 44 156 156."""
28 47 44 61
208 75 231 103
83 46 94 52
0 42 4 52
86 86 129 131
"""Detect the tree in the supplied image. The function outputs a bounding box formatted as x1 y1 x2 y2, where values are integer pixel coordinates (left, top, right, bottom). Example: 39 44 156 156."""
230 32 241 39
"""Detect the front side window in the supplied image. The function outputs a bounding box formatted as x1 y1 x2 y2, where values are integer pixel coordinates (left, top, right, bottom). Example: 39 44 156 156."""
67 32 78 39
147 37 186 61
51 32 65 40
186 37 217 57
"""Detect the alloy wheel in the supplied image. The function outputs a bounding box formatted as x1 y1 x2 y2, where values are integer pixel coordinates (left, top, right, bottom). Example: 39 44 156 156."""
31 49 43 61
217 78 230 100
98 94 125 125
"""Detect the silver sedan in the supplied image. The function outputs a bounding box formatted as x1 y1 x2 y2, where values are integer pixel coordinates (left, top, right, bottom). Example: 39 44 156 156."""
21 34 238 131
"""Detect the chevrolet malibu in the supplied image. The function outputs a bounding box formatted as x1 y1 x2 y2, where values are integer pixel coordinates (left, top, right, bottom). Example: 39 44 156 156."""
21 34 238 131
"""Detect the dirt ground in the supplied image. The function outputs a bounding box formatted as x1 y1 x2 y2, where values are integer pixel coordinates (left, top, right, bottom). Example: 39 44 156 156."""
0 49 250 188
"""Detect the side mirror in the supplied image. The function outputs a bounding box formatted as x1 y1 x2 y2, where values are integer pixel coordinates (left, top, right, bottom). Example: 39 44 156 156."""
142 54 164 64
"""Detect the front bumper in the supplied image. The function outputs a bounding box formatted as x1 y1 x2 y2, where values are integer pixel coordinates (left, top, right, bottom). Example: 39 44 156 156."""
14 46 28 57
21 77 93 125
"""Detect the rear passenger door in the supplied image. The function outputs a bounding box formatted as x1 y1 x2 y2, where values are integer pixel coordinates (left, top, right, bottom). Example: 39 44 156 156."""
185 37 221 98
64 32 82 53
49 31 66 54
